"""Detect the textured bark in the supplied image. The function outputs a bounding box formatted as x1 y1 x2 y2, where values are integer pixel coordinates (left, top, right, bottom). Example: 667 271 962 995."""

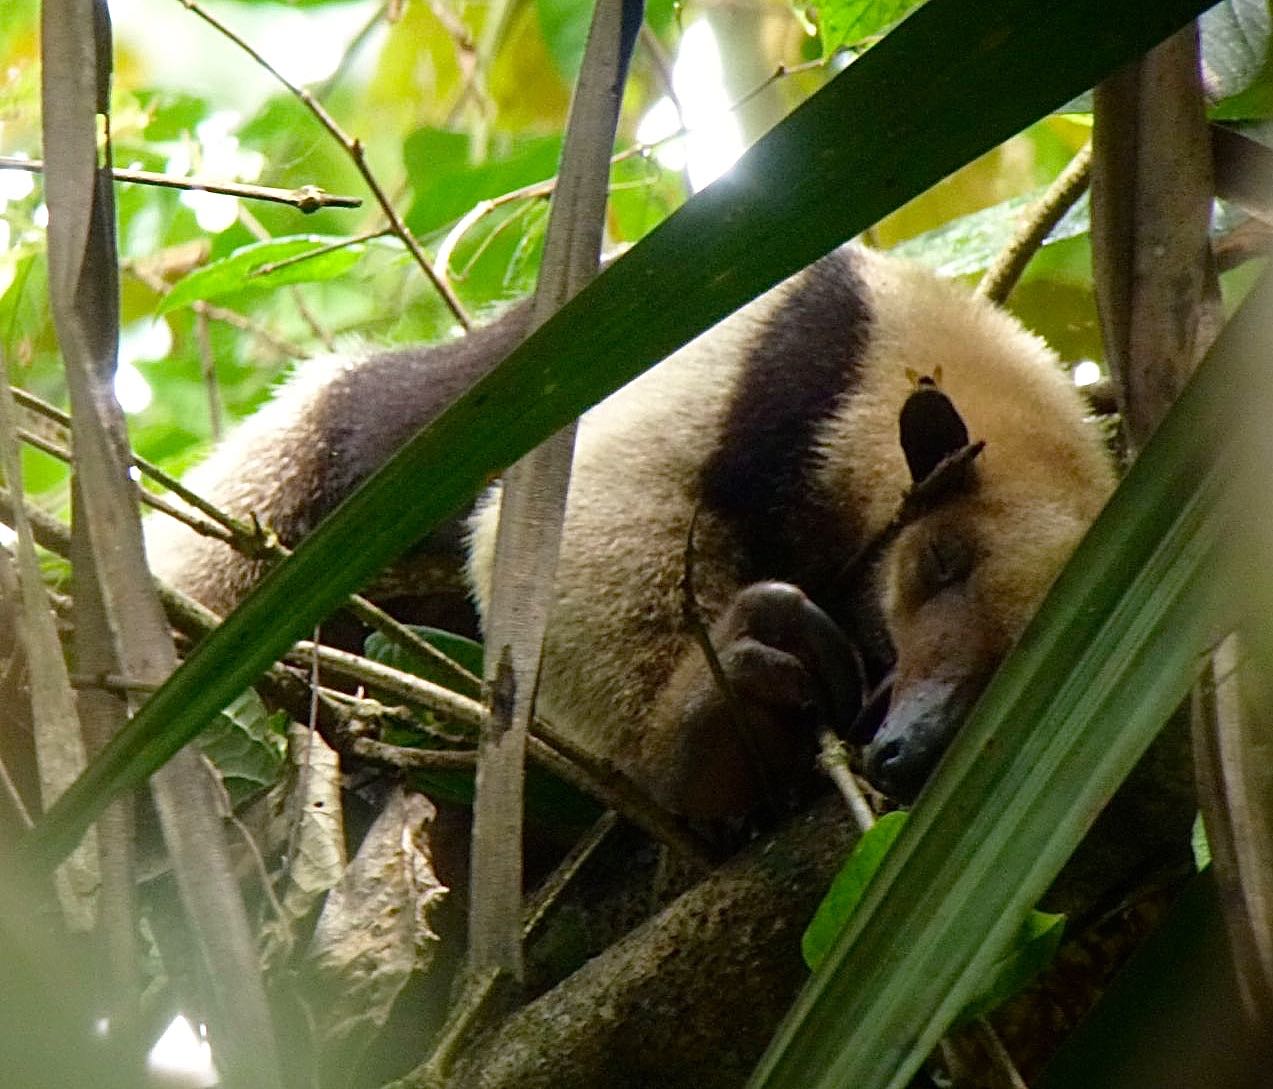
447 800 858 1089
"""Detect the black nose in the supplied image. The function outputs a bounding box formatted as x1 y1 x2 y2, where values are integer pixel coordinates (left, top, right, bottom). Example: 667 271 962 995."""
862 677 972 803
863 735 930 804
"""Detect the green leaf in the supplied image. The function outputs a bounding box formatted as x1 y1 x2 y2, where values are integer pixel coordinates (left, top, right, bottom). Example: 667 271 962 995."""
537 0 592 81
363 626 485 699
158 236 365 314
818 0 923 58
803 811 1064 1022
892 190 1090 278
25 0 1221 881
198 691 287 806
137 90 210 142
803 812 907 972
403 128 562 237
1191 811 1212 869
957 909 1065 1025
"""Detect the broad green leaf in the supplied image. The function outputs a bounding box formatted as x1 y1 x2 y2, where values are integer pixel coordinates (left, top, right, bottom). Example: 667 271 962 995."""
803 811 1064 1023
818 0 922 58
893 190 1089 278
198 691 287 806
158 236 365 314
803 812 907 972
137 89 211 141
360 629 597 826
25 0 1220 874
957 909 1065 1026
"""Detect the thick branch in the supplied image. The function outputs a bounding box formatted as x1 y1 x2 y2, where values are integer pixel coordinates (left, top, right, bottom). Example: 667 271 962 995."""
424 800 858 1089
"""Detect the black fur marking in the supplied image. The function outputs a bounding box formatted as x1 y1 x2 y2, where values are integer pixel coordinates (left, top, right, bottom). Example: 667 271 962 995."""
699 248 872 608
316 302 533 529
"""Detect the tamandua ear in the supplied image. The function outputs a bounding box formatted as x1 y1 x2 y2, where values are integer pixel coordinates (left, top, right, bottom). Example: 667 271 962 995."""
898 375 971 484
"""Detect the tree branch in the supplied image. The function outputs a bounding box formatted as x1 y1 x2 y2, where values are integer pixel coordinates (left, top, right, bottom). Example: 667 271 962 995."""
0 155 361 211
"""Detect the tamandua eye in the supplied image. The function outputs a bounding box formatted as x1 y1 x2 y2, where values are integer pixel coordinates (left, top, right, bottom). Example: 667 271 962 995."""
917 535 974 597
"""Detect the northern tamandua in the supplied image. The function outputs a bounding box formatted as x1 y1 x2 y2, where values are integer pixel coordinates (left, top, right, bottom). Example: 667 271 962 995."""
148 244 1115 818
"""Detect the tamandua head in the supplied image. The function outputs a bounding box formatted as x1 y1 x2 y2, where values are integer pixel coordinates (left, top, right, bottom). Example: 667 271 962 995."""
862 377 1101 803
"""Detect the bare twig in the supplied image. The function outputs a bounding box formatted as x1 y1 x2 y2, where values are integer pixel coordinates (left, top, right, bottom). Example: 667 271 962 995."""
9 412 244 549
425 810 624 1084
250 228 392 278
638 24 682 120
174 0 471 329
730 58 827 117
680 509 780 817
313 1 395 102
347 737 477 770
441 0 507 135
11 382 486 701
816 728 876 833
0 155 360 211
236 204 339 351
522 810 620 941
977 142 1093 306
0 739 34 830
193 311 222 440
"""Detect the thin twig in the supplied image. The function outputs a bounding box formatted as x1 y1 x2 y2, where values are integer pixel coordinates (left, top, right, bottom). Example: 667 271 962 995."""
679 508 780 818
0 475 711 870
208 754 288 924
250 228 393 279
236 204 338 351
66 672 162 694
11 416 243 547
287 642 485 729
638 25 683 121
174 0 471 330
12 383 487 698
730 58 827 116
312 1 395 102
522 810 620 941
0 155 361 210
194 311 222 440
977 142 1092 306
0 741 34 830
348 737 478 770
816 728 876 833
441 0 507 135
833 442 985 601
345 594 481 691
288 637 706 861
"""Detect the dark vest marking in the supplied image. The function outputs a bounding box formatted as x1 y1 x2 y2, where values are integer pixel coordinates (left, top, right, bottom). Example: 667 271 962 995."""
699 248 872 612
311 302 534 532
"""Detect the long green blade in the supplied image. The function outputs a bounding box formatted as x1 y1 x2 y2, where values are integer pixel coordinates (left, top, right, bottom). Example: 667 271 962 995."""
25 0 1215 866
